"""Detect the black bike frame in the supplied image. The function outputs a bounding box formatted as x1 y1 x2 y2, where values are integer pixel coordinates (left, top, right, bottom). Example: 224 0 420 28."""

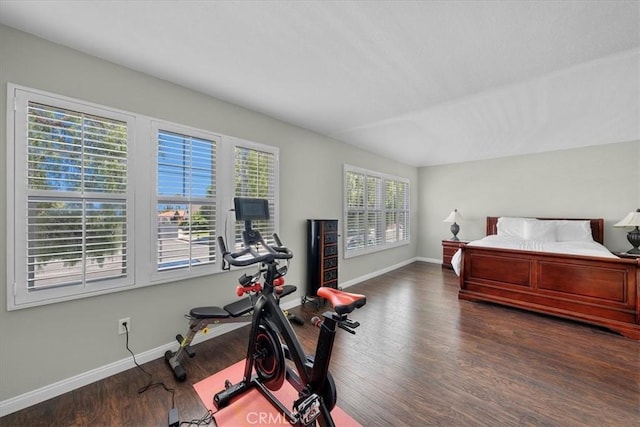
248 262 338 426
215 260 339 426
213 224 355 426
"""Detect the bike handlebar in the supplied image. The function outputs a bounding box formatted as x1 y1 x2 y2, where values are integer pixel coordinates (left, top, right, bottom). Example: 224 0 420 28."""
217 233 293 267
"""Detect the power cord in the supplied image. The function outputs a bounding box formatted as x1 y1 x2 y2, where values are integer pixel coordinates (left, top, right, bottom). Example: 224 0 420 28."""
180 409 215 426
123 322 217 426
122 323 177 423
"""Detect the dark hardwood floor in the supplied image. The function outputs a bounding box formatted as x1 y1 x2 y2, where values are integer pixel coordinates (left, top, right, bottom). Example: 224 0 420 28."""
2 262 639 426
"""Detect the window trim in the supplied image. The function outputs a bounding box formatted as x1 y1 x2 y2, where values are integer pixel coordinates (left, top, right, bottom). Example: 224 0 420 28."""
343 164 410 259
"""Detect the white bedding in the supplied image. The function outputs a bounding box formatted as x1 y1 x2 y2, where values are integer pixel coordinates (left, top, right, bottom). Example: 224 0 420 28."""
451 234 618 276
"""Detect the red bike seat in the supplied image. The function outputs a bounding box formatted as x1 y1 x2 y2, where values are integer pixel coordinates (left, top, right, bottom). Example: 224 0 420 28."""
317 287 366 315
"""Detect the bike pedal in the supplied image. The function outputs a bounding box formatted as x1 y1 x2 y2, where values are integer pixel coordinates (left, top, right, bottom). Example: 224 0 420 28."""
343 318 360 328
293 394 321 426
338 323 356 334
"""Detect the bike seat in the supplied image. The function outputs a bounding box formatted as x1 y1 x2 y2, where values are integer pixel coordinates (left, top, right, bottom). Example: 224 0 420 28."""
189 306 230 319
317 287 366 315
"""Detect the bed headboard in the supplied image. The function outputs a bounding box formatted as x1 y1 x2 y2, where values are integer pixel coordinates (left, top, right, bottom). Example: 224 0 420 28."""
486 217 604 244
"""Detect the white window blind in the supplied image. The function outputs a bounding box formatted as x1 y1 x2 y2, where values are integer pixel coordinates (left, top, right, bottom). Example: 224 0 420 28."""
344 165 410 256
156 128 217 272
367 175 383 246
345 171 366 250
384 179 410 243
25 101 129 291
234 145 277 247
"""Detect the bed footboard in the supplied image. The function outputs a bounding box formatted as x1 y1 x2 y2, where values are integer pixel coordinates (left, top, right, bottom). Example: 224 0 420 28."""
458 246 640 339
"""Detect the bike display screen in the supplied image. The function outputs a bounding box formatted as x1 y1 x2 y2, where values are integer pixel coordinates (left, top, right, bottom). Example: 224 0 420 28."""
234 197 270 221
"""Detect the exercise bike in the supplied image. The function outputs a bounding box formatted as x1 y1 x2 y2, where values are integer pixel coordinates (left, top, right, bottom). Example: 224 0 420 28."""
164 268 296 381
214 198 366 426
164 199 304 382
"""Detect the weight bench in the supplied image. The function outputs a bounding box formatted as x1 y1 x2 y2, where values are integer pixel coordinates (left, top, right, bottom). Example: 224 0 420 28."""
165 284 296 381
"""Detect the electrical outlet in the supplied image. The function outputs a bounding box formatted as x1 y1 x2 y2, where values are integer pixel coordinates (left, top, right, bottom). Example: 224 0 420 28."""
118 317 131 335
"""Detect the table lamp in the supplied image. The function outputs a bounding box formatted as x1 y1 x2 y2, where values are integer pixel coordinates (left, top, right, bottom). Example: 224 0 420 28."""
614 208 640 254
443 209 463 241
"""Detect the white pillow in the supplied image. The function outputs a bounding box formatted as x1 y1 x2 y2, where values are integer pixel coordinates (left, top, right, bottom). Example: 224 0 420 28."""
496 217 534 239
524 220 556 242
554 220 593 242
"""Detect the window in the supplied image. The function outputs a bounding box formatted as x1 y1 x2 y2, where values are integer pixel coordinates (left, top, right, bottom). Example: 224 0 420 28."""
385 179 410 243
154 125 219 273
9 87 134 307
233 143 278 248
344 165 409 257
7 84 279 309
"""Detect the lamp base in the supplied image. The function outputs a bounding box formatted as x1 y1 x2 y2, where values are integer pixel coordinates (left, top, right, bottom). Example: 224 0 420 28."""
626 228 640 254
450 222 460 241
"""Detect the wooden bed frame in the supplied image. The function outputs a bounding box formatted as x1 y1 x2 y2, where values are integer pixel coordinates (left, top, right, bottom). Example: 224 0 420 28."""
458 217 640 339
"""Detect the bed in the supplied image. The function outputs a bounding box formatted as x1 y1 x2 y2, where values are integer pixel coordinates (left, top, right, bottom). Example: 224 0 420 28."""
455 217 640 339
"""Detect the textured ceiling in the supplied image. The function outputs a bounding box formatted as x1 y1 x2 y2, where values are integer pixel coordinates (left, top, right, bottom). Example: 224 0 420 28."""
1 0 638 166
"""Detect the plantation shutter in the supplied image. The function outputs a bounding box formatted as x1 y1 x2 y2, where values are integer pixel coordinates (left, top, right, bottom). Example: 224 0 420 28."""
156 128 217 271
368 175 383 245
397 180 410 241
234 146 277 247
345 170 366 250
382 178 409 244
26 102 128 290
344 165 410 255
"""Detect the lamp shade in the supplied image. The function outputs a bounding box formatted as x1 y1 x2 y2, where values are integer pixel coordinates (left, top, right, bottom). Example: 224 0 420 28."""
614 209 640 228
443 209 463 223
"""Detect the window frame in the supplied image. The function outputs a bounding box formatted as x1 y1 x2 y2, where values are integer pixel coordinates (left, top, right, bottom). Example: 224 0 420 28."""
343 164 410 258
8 85 136 308
6 83 280 310
149 121 222 283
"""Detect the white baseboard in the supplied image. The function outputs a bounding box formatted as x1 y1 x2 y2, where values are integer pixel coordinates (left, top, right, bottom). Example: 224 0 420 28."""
339 257 418 289
1 258 419 417
0 298 298 417
0 340 176 418
416 256 441 265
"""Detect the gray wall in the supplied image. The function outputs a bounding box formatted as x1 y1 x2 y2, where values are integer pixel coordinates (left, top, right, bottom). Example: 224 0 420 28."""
0 25 418 403
418 141 640 260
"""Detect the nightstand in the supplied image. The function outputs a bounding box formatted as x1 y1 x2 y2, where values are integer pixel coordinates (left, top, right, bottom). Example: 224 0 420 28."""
442 239 468 269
